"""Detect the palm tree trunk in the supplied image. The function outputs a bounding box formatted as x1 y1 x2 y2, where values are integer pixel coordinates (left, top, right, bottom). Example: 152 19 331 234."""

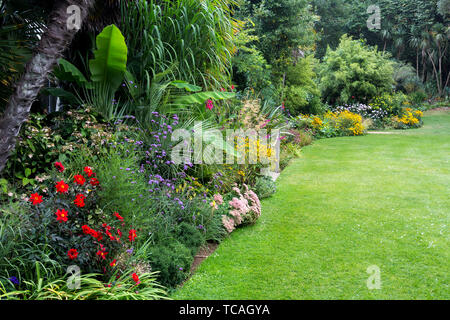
0 0 96 173
416 50 419 79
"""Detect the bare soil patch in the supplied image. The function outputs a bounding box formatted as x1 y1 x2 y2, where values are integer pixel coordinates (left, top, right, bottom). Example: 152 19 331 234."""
190 242 219 274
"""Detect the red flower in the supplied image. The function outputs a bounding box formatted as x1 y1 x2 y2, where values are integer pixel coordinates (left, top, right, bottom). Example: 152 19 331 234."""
82 225 92 235
231 85 235 90
89 178 100 186
106 231 115 241
84 166 94 177
74 194 86 207
29 193 43 205
73 174 85 185
97 250 108 260
117 229 122 238
114 212 124 221
128 229 137 242
132 273 141 285
54 162 65 173
67 249 78 260
55 180 69 194
110 259 117 267
94 231 103 241
55 209 68 223
206 99 214 111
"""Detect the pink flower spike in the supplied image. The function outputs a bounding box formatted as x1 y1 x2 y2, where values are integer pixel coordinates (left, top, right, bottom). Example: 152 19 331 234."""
206 99 214 111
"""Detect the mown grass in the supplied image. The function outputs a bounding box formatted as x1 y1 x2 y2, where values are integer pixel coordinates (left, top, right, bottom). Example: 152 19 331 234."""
173 111 450 300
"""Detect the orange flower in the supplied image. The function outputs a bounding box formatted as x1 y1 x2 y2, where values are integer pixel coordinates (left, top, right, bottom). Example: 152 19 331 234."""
55 181 69 193
55 209 68 223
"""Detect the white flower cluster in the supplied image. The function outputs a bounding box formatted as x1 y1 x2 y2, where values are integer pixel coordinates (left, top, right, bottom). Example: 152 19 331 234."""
333 104 388 121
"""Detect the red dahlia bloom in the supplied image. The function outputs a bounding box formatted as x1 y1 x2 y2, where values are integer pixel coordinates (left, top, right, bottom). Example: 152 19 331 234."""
54 162 65 173
128 229 137 242
110 259 117 267
67 249 78 260
74 194 86 207
114 212 124 221
55 209 68 223
82 225 92 234
84 166 94 177
132 273 140 285
55 180 69 193
29 193 43 205
95 231 103 241
90 178 100 186
74 174 85 185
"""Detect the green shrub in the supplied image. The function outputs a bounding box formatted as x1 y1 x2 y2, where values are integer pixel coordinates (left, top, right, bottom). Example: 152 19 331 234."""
148 240 193 288
0 202 62 292
409 91 428 105
287 129 313 147
284 56 323 115
232 20 273 92
319 35 395 105
253 176 277 199
174 223 205 256
393 61 422 93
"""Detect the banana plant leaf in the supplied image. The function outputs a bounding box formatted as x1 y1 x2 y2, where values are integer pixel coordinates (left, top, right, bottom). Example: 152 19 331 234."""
89 24 128 91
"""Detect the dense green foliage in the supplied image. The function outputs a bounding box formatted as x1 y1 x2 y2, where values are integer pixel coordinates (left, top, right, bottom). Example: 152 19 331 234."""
0 0 448 301
319 35 395 105
283 55 322 115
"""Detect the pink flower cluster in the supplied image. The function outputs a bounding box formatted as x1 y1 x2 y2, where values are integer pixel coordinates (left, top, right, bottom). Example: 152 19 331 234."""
221 184 261 233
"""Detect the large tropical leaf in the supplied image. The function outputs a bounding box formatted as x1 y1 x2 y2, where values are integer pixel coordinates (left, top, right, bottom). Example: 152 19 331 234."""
53 58 92 89
169 80 202 92
174 91 235 105
40 87 78 104
89 24 127 91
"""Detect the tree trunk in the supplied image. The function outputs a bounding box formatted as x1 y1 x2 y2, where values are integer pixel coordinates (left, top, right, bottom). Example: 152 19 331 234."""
416 50 419 79
428 50 441 96
0 0 96 173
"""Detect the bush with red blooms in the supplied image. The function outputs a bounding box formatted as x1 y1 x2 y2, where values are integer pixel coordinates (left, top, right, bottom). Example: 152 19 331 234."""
27 162 139 276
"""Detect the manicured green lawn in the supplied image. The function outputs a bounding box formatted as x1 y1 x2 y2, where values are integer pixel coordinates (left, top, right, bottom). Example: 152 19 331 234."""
173 111 450 300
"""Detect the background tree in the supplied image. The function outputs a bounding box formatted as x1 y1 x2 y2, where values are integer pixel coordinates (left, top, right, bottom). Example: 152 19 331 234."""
0 0 96 173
